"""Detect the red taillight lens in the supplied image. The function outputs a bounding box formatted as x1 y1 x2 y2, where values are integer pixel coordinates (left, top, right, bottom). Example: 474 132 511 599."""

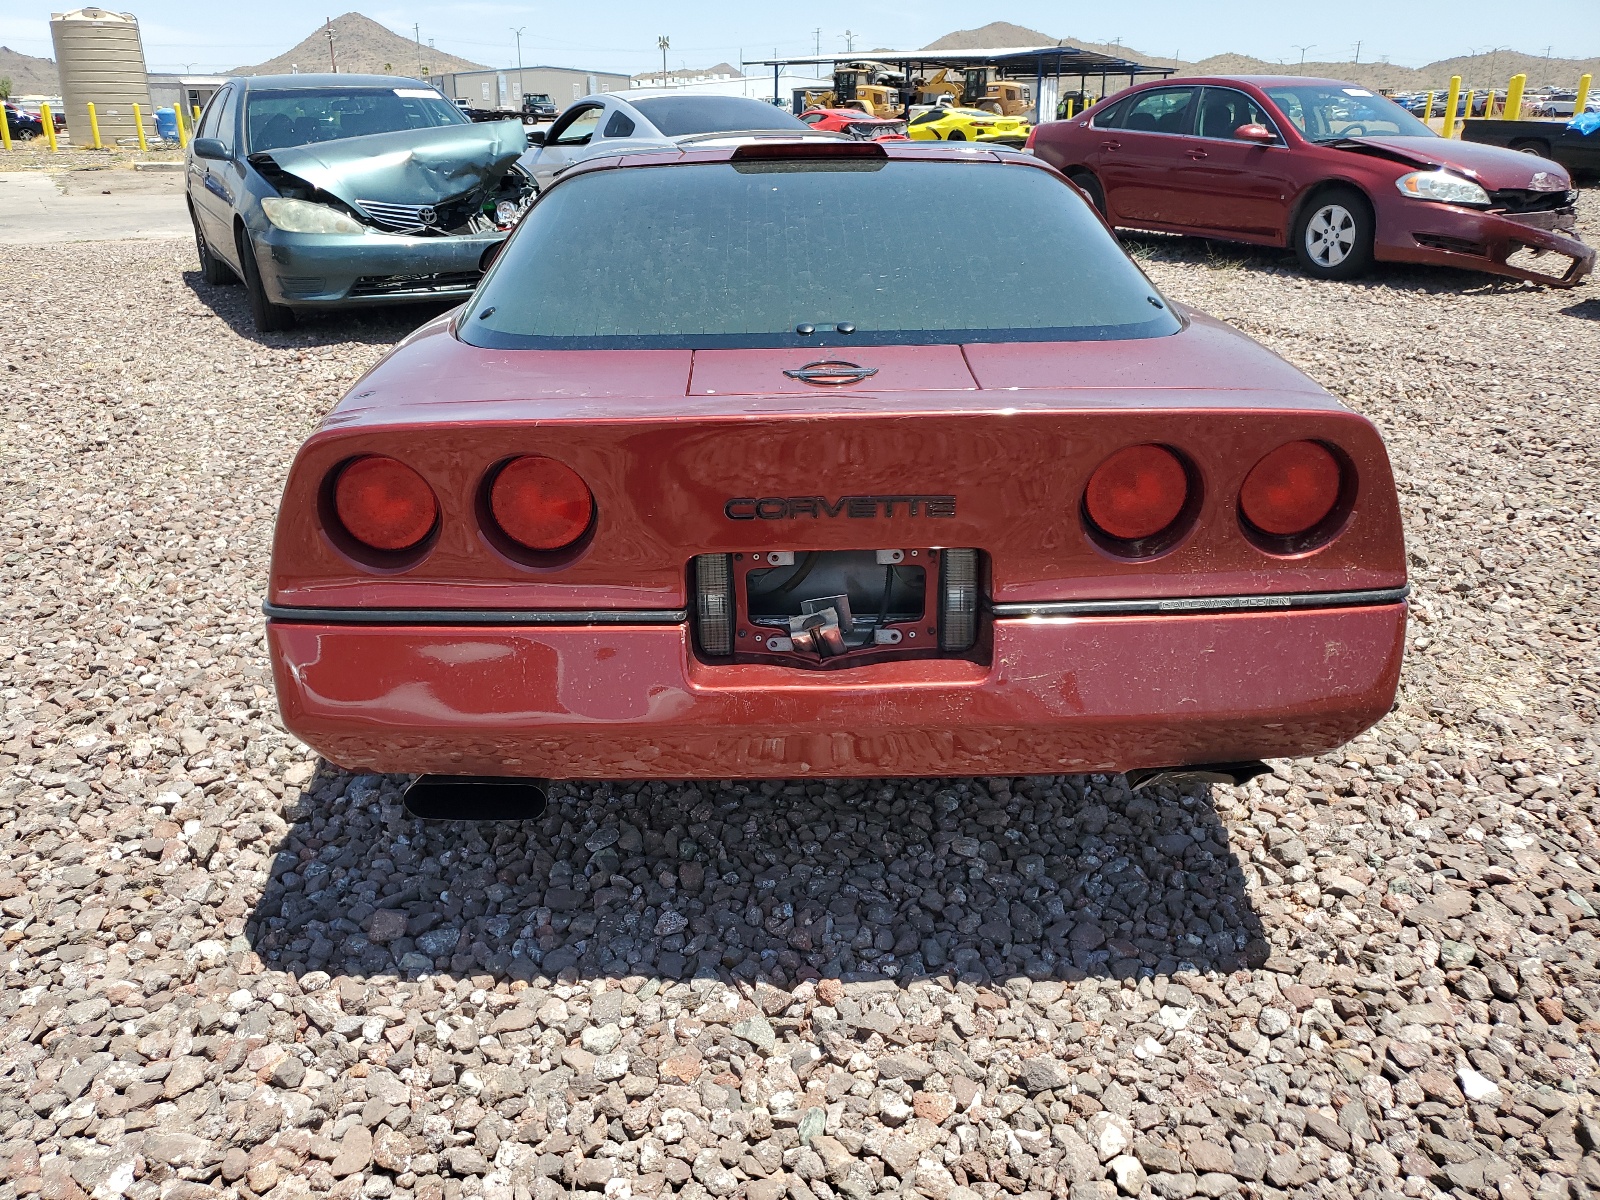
1240 441 1342 536
489 456 594 551
1023 125 1038 149
333 456 438 551
1084 444 1189 542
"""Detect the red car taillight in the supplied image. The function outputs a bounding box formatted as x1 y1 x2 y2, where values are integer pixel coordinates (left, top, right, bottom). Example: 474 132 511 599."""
1083 444 1189 542
1023 125 1038 149
333 456 438 551
488 456 594 550
1239 441 1342 536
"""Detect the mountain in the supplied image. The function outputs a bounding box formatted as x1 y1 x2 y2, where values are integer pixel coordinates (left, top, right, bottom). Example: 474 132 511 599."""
230 13 486 78
920 22 1596 89
0 45 61 97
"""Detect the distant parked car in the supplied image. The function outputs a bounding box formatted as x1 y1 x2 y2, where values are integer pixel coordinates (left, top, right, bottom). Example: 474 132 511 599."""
518 93 835 191
798 107 908 140
1028 75 1593 287
184 73 534 332
4 103 43 140
906 106 1030 146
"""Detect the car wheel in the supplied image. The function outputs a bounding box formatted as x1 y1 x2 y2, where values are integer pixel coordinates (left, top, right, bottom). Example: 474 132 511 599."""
1293 188 1374 281
947 130 966 141
1067 170 1107 217
1510 139 1551 157
191 207 236 286
236 228 295 333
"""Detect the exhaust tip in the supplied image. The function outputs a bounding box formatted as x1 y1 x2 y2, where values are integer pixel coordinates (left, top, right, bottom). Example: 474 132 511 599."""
1126 761 1271 792
403 775 549 822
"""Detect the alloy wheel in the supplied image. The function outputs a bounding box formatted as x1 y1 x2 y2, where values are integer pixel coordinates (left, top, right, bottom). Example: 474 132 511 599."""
1305 203 1356 268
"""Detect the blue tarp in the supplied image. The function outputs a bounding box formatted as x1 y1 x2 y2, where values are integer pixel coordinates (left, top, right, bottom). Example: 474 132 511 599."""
1567 112 1600 136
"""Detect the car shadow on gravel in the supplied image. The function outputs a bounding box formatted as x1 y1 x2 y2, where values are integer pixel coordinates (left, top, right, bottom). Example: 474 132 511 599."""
183 268 457 347
245 765 1270 990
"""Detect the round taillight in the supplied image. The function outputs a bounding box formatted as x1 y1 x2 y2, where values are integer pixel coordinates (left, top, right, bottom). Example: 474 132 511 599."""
1240 441 1342 536
1084 444 1189 542
489 456 594 551
333 456 438 551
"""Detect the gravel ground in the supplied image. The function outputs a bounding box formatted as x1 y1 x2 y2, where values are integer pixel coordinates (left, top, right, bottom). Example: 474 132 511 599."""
0 189 1597 1200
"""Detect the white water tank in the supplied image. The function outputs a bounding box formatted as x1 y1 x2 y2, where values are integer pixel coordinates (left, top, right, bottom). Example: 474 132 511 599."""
50 8 153 146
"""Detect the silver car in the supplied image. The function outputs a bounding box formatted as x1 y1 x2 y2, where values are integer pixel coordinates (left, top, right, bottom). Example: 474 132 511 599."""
185 73 535 333
518 93 838 191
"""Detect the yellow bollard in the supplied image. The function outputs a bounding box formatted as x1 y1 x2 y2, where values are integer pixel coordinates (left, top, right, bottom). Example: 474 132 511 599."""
41 102 58 151
1424 92 1434 122
0 110 10 151
132 102 148 152
1503 73 1525 121
1066 99 1075 118
1574 73 1591 119
1483 91 1496 120
87 101 103 149
175 103 189 148
1441 76 1462 138
192 104 201 124
1462 91 1476 132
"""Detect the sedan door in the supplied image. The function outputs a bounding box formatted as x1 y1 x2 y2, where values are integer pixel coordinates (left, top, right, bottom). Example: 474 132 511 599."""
521 102 606 190
189 85 241 259
1095 86 1198 226
1167 87 1295 239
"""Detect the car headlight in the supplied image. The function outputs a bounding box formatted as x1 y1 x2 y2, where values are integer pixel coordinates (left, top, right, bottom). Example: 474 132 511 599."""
260 196 367 234
1394 170 1490 207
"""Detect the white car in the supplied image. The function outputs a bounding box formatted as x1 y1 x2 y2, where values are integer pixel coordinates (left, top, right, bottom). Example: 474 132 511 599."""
517 93 840 191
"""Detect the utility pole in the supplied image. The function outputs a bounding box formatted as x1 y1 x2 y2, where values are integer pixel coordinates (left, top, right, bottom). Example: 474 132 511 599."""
1293 44 1315 65
512 26 524 97
658 36 670 85
1352 40 1361 64
324 18 337 73
842 30 856 54
414 23 423 78
813 28 822 56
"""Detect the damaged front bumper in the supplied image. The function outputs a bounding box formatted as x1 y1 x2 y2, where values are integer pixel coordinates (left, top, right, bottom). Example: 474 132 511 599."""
1387 202 1595 287
255 225 506 307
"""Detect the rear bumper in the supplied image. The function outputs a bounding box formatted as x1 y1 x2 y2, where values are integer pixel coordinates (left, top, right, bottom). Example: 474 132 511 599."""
266 597 1407 779
1376 201 1595 287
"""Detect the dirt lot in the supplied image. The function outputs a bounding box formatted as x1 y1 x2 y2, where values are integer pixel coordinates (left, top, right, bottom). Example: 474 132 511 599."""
0 191 1597 1200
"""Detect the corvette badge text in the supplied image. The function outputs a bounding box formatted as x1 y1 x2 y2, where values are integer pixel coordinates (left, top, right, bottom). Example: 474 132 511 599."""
725 495 957 519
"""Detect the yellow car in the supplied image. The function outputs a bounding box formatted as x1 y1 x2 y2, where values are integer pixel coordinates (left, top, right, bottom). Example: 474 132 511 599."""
907 106 1031 147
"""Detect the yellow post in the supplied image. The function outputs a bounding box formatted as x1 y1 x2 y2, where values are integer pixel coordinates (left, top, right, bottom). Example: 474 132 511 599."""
175 103 189 148
1066 99 1075 118
1503 73 1526 120
41 102 58 151
192 104 201 124
1574 73 1591 119
1424 92 1434 122
1461 91 1475 133
0 113 10 151
132 102 148 152
1441 76 1462 138
87 101 102 149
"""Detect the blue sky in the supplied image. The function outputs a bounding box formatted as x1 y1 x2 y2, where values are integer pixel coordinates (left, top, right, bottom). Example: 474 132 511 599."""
3 1 1597 76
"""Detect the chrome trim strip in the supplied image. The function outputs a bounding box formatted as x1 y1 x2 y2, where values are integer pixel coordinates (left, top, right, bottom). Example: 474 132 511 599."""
990 584 1409 619
263 603 687 627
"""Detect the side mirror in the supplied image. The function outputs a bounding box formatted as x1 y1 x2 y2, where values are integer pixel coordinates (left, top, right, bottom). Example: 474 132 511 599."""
1233 123 1276 144
525 129 546 147
191 137 228 160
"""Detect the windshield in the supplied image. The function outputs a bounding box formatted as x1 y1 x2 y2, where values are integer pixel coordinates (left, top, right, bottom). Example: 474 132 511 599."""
247 86 466 152
630 95 810 137
1264 84 1434 141
460 159 1178 351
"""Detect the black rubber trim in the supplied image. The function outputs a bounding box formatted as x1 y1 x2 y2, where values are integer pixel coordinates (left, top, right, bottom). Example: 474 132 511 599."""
989 584 1409 619
262 602 688 626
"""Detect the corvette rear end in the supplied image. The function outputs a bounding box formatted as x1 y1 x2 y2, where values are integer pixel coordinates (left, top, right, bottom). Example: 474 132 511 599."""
266 142 1406 782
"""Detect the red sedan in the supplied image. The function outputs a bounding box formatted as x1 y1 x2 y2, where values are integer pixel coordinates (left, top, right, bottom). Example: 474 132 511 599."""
265 140 1406 810
1028 75 1593 287
799 107 908 140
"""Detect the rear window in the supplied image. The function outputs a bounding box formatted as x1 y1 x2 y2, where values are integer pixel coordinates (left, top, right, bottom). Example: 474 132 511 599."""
460 157 1178 351
629 95 810 136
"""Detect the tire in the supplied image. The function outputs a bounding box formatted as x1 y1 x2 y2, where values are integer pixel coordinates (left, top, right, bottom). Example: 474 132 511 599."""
1510 139 1551 157
1292 187 1374 281
947 129 966 141
191 207 235 286
1068 170 1107 217
236 228 295 333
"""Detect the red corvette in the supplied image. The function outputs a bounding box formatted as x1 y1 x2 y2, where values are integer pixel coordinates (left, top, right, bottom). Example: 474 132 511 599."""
266 141 1407 804
799 107 908 140
1028 75 1593 287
